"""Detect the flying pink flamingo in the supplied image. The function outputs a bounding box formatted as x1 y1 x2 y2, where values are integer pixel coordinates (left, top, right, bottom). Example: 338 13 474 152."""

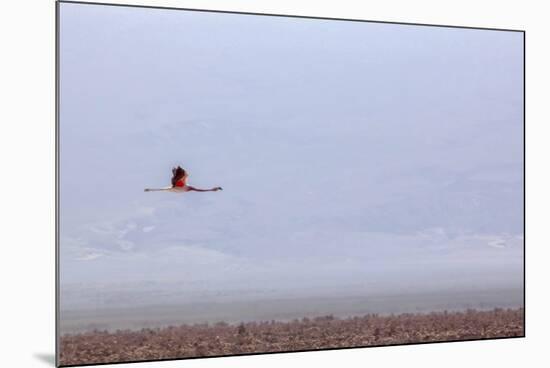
144 166 222 193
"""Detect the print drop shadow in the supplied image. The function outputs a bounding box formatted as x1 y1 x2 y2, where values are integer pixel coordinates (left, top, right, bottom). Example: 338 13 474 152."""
34 353 55 366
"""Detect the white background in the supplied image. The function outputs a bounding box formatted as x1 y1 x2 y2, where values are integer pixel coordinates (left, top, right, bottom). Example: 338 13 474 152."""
0 0 548 367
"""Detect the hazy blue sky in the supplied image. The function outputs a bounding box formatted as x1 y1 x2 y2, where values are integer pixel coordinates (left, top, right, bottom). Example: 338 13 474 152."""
59 3 523 298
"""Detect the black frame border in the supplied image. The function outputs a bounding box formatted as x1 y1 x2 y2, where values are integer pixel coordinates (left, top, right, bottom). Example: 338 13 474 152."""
55 1 526 366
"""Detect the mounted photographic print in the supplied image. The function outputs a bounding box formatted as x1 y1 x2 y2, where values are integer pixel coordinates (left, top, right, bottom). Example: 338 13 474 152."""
56 1 525 366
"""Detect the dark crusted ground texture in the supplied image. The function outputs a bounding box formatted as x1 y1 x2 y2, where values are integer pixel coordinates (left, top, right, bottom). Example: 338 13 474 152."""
60 307 524 366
